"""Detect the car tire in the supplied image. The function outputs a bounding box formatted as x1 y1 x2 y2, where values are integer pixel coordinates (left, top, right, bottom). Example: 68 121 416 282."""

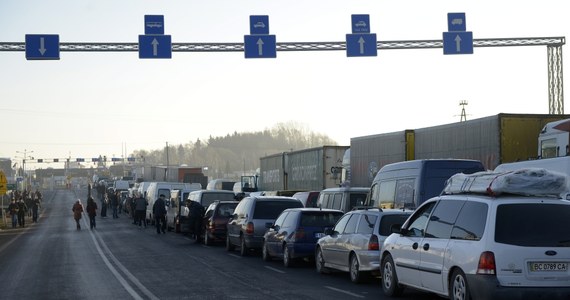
262 240 272 261
283 244 294 268
382 254 404 297
239 236 248 256
315 247 329 274
450 269 471 300
226 234 235 252
349 254 365 283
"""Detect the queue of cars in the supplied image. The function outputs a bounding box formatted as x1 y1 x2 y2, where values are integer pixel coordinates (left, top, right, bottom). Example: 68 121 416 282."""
145 163 570 299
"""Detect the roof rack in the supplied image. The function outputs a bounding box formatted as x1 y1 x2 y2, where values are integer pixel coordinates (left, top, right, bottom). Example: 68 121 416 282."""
443 168 569 198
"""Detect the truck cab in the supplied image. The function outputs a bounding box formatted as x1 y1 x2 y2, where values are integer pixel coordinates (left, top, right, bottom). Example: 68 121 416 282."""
538 118 570 158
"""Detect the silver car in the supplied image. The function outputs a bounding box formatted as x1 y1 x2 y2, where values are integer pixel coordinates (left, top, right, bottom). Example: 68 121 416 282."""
315 208 411 283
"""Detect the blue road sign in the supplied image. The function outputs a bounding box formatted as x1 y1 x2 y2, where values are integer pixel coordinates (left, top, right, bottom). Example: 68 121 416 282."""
145 15 165 35
138 35 172 59
351 14 370 33
25 34 60 60
447 13 466 32
346 33 377 57
443 31 473 54
244 35 276 58
250 15 270 35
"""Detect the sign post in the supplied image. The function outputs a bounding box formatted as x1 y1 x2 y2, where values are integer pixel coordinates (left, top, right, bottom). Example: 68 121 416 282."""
346 14 377 57
244 15 277 59
443 13 473 55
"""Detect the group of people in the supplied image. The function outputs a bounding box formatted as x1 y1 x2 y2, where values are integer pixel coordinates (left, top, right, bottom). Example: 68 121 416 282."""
70 188 205 238
5 189 42 229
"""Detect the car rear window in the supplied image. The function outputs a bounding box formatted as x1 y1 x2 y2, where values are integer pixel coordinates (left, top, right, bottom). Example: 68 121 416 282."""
379 214 412 236
300 211 343 227
202 193 236 207
253 201 303 219
216 203 238 217
495 203 570 247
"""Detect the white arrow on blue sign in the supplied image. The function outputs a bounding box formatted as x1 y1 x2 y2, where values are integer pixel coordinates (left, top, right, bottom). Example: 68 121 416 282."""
138 35 172 59
244 35 276 58
443 31 473 54
25 34 60 60
346 33 377 57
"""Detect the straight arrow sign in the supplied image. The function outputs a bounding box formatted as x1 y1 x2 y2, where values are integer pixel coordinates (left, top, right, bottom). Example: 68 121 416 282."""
454 35 462 52
39 37 46 55
358 37 365 54
257 38 264 56
152 38 159 56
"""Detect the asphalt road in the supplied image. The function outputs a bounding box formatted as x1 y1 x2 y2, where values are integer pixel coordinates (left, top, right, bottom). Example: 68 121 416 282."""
0 189 440 300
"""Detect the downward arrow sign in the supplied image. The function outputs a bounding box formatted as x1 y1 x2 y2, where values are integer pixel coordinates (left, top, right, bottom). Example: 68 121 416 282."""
454 35 462 52
256 38 264 56
39 37 46 55
151 38 159 56
358 37 365 54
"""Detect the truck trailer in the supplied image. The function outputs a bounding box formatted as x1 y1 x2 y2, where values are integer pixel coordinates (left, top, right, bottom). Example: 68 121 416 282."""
258 145 349 191
350 113 570 187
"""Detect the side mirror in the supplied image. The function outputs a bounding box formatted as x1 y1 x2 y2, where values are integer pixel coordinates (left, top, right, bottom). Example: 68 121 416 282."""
266 223 273 229
324 227 333 235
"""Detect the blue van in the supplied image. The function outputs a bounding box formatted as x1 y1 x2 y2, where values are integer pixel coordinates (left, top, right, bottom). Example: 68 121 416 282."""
365 159 485 209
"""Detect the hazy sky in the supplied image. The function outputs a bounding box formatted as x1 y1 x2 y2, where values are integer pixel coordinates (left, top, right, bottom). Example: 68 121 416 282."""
1 0 568 167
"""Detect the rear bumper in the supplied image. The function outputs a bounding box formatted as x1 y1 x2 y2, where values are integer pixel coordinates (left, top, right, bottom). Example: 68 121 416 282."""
467 275 570 300
291 243 317 259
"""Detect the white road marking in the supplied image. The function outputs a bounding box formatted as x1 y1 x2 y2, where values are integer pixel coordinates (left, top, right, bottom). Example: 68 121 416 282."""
264 266 286 274
324 286 365 298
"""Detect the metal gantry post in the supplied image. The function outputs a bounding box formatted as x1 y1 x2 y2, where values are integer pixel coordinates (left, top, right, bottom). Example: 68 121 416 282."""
548 44 564 114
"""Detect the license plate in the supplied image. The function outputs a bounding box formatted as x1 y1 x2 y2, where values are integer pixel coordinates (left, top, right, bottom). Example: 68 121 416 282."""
315 232 325 239
529 262 568 272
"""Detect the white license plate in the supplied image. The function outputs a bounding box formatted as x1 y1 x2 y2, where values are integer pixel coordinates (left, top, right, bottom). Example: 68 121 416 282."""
315 232 325 239
529 262 568 272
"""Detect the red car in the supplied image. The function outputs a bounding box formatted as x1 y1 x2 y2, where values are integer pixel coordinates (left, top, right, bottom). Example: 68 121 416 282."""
202 200 239 245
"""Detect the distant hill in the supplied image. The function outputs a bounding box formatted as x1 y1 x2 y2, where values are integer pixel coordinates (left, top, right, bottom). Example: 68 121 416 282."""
131 122 338 180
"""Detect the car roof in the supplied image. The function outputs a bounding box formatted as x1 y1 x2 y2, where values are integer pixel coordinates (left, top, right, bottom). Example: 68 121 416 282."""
347 208 413 215
320 187 370 192
247 195 301 201
282 207 343 213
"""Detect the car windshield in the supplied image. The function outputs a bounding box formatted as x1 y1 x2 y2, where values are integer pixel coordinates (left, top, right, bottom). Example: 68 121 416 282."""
495 203 570 247
300 212 343 227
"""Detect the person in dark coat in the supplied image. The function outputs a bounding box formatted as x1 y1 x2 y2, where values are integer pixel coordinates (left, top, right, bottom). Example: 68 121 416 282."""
72 199 84 230
7 199 19 228
86 197 98 230
187 200 204 242
134 193 148 228
17 199 28 228
153 194 167 234
31 197 41 223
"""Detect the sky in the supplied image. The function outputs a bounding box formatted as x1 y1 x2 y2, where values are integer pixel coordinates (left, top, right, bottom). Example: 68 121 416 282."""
1 0 568 169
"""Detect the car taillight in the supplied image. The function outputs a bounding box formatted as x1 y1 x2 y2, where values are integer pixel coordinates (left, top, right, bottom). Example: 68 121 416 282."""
246 222 254 235
368 234 379 251
294 227 305 241
207 220 214 230
477 251 496 275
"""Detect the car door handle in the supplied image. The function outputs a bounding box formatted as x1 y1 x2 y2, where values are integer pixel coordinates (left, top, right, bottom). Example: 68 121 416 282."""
412 242 418 250
423 243 430 251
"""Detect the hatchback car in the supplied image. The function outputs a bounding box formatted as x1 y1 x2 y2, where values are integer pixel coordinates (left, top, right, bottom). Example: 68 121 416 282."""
226 196 303 256
262 208 343 267
380 169 570 300
315 208 412 283
202 200 239 245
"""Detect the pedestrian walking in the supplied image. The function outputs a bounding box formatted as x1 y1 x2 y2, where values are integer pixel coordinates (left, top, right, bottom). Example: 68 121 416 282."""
187 199 205 242
100 193 108 218
32 197 41 223
7 199 19 228
134 193 147 227
153 194 167 234
17 199 28 228
72 199 84 230
86 197 98 230
110 190 119 219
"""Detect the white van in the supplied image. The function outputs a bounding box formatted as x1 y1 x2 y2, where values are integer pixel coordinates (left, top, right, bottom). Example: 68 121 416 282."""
166 188 201 233
187 189 237 208
146 182 201 223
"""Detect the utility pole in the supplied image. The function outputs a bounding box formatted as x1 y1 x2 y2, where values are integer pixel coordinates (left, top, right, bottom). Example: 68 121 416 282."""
15 149 34 191
459 100 468 122
165 142 169 181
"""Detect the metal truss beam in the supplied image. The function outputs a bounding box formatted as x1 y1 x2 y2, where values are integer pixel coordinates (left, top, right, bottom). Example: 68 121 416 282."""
0 36 565 113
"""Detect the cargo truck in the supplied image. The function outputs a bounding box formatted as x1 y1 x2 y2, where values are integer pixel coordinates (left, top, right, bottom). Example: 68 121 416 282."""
258 146 349 191
350 113 570 187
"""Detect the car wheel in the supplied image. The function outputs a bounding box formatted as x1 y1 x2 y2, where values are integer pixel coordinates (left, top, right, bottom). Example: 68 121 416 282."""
315 247 329 274
225 234 235 252
262 240 272 261
349 254 366 283
450 269 471 300
239 236 248 256
283 244 294 268
382 254 404 297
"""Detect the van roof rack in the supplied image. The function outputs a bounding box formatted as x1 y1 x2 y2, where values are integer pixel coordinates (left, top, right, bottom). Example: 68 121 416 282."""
443 168 569 198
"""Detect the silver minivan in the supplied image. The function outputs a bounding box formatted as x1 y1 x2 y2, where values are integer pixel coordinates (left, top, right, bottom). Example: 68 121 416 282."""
226 196 303 256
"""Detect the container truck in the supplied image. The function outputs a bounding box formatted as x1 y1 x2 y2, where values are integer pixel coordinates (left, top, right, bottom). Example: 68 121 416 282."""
350 113 570 187
258 146 349 191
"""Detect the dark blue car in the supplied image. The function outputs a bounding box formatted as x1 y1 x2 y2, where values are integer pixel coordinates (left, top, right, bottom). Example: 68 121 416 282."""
262 208 344 267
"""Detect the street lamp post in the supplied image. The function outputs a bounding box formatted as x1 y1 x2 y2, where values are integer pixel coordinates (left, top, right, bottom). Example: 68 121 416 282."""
15 149 34 191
